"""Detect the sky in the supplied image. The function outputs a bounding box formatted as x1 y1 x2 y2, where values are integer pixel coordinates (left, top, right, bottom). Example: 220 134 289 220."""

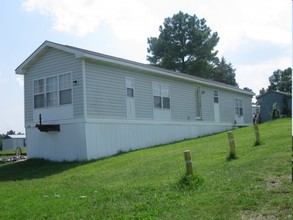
0 0 291 134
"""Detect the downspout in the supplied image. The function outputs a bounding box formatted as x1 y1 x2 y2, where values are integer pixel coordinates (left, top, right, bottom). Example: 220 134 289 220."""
81 58 88 160
82 59 87 119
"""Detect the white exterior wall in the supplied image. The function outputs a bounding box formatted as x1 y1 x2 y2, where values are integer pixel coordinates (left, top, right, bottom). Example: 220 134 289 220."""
25 119 232 161
85 120 233 160
26 122 87 161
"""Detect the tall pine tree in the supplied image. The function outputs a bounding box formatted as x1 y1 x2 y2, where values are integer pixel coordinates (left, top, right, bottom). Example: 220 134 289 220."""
147 11 238 86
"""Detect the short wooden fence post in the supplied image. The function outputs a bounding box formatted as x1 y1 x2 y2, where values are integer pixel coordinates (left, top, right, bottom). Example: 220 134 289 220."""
183 150 193 175
227 131 236 159
253 124 261 145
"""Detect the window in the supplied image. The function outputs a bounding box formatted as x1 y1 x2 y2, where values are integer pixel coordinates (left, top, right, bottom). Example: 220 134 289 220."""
34 79 45 108
235 98 243 116
33 73 72 109
214 90 219 103
46 76 58 107
59 73 72 105
153 83 170 109
126 77 134 98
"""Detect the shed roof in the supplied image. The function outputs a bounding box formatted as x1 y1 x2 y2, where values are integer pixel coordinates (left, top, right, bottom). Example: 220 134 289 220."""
4 134 26 139
257 90 292 100
16 40 254 96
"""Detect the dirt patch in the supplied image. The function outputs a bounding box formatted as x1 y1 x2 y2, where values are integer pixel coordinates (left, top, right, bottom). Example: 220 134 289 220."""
241 210 279 220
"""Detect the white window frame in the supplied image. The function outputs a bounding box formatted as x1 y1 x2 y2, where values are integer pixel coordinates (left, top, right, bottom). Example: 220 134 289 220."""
33 78 45 109
33 72 72 109
235 98 243 117
59 72 72 105
46 75 58 107
152 82 170 110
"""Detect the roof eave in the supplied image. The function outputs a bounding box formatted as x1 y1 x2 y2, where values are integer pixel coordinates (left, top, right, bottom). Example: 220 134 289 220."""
16 41 254 96
80 53 254 96
15 41 85 75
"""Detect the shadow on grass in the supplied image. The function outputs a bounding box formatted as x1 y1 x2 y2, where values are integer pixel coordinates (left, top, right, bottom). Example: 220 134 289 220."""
0 159 90 182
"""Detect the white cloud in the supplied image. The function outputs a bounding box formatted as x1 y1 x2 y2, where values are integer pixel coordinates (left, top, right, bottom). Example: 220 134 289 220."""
22 0 157 39
236 56 291 95
22 0 291 93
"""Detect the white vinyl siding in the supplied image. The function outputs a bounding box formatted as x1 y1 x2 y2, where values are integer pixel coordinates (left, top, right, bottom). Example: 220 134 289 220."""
24 48 83 123
25 47 252 125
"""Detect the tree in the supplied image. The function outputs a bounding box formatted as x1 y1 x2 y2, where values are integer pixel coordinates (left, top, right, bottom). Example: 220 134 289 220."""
258 88 266 96
243 87 253 93
6 130 15 135
209 57 238 87
147 11 219 78
268 67 292 93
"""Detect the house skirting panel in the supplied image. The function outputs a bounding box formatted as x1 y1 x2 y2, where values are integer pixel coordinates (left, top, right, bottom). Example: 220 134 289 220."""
26 120 233 161
25 122 87 161
85 120 233 160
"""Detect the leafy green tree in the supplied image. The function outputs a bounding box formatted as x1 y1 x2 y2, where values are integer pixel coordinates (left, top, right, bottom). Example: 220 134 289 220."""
243 87 253 92
258 88 267 96
6 130 16 135
268 67 292 93
209 57 238 87
147 11 219 78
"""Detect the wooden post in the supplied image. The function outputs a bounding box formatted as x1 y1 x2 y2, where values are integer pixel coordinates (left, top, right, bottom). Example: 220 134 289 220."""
253 124 261 145
227 131 236 159
183 150 193 175
15 147 22 158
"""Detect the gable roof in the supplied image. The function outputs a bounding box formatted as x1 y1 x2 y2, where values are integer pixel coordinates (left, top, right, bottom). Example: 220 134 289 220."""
257 90 292 100
15 40 254 96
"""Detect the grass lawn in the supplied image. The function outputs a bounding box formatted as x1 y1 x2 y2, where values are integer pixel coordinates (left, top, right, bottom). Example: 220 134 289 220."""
0 148 27 159
0 119 291 219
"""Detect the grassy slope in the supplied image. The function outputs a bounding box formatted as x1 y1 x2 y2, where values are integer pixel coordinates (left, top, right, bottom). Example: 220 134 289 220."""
0 119 291 219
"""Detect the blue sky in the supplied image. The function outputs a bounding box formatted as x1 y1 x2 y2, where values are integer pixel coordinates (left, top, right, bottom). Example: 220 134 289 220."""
0 0 291 134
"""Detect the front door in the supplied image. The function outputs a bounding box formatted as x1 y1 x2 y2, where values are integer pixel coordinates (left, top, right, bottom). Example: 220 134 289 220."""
126 77 135 119
214 90 220 122
234 98 244 125
214 103 220 122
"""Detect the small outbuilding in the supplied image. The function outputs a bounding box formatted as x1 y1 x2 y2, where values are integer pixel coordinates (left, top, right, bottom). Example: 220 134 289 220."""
257 90 292 122
2 134 26 151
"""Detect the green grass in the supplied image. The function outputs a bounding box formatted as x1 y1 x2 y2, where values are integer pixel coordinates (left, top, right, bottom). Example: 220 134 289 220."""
0 119 291 219
0 147 27 159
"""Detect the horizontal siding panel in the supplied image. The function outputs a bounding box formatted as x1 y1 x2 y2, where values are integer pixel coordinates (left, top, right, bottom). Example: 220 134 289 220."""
24 48 83 124
85 62 126 118
85 60 206 121
84 59 252 124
